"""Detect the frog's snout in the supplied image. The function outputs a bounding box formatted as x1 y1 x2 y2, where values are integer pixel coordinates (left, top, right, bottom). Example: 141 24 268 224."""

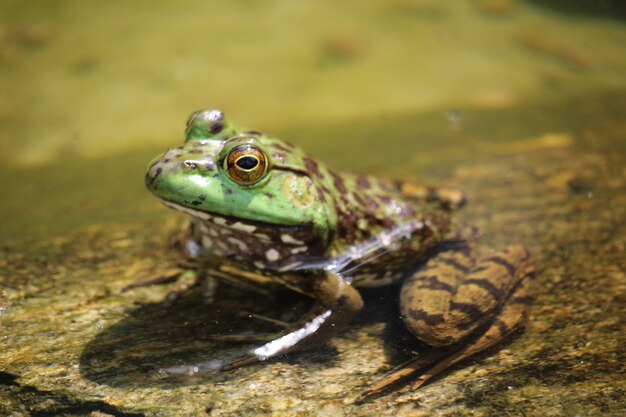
145 157 165 191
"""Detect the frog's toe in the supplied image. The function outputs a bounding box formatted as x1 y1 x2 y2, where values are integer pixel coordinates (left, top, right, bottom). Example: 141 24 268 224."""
121 268 187 292
355 350 449 403
204 331 286 344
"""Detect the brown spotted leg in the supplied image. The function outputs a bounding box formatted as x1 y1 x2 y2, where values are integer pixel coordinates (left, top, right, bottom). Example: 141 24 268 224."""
220 271 364 370
357 244 534 401
410 274 533 389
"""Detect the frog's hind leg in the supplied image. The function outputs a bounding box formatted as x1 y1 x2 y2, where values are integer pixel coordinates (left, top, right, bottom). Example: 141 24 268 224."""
409 273 533 390
403 244 533 347
357 244 534 402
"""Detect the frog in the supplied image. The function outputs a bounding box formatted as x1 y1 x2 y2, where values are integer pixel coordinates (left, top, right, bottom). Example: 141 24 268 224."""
140 109 535 400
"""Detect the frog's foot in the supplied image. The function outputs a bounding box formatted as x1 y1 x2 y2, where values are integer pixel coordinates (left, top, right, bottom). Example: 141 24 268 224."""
359 244 534 402
239 311 292 330
205 331 287 344
204 312 292 344
210 271 364 370
121 268 187 292
398 182 467 210
355 349 450 403
123 268 218 306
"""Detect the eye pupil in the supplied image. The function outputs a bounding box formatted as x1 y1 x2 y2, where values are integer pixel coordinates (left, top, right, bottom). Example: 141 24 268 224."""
225 144 267 185
236 156 258 170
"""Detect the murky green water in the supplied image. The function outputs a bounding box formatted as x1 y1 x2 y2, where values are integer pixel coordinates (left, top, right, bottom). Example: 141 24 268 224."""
1 1 625 416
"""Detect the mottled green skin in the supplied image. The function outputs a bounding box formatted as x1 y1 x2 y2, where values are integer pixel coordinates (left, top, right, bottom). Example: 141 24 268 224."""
146 109 450 282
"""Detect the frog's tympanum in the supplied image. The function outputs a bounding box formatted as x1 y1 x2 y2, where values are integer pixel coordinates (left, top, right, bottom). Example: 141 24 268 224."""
142 109 535 400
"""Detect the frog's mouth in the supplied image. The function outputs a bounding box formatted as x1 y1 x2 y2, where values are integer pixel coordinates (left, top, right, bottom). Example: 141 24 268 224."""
159 199 308 231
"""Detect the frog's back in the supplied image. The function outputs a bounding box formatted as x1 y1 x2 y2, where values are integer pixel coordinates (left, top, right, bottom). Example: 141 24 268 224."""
307 167 453 287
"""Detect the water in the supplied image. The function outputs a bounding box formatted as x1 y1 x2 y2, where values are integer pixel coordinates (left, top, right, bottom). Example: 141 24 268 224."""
1 1 625 416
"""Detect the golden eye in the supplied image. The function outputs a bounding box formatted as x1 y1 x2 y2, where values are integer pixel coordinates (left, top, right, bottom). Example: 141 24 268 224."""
226 145 268 184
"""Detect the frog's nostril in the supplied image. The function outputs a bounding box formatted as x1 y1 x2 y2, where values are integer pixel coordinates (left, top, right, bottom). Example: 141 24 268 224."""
184 160 198 169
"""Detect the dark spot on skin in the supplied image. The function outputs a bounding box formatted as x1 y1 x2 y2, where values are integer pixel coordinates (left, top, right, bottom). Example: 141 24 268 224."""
210 122 224 134
316 187 327 204
265 192 274 199
353 192 366 207
188 149 203 154
334 200 358 242
410 275 454 293
336 295 348 308
470 265 490 274
492 318 510 335
225 189 234 195
408 309 445 325
450 302 485 322
364 196 380 210
303 156 322 178
484 256 517 277
198 194 207 201
356 176 371 189
191 200 202 206
454 244 473 258
330 171 347 194
273 143 293 153
184 160 198 169
162 158 170 163
439 257 470 274
464 278 503 300
205 162 215 171
147 167 162 186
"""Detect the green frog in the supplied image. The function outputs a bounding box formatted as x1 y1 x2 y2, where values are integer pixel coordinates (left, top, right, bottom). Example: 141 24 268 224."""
141 109 535 400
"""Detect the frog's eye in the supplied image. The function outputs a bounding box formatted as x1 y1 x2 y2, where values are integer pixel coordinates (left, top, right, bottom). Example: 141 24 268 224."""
225 145 268 184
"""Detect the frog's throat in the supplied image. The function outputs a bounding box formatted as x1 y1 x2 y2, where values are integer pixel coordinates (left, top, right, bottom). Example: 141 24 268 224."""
159 199 305 230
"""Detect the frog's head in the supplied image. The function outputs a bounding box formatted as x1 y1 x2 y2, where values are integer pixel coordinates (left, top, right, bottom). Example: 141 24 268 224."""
146 109 332 247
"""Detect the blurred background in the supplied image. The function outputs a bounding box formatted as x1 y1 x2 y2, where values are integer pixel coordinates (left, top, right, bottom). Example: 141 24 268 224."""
1 0 625 167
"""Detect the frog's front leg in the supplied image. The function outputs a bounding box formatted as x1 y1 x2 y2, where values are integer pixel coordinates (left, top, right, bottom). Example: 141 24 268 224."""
221 271 364 370
358 244 534 401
